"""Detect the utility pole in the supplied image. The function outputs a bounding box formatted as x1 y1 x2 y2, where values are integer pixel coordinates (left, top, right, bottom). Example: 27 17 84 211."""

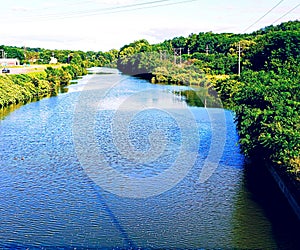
0 49 4 59
24 46 26 60
160 50 167 61
179 48 182 64
206 44 209 55
188 48 190 56
238 42 241 76
173 48 183 65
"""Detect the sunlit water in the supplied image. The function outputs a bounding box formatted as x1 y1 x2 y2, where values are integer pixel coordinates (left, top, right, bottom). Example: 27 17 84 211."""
0 68 299 249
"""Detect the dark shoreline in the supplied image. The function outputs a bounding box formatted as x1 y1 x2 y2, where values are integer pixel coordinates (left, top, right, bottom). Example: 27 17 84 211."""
267 164 300 220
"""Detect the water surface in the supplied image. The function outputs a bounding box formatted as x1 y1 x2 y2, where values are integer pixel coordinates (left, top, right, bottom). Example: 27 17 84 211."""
0 68 299 249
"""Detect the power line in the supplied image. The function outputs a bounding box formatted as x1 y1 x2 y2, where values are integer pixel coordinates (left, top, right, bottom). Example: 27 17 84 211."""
97 0 199 16
7 0 171 19
243 0 285 32
19 0 199 21
20 0 173 19
272 3 300 24
64 0 176 16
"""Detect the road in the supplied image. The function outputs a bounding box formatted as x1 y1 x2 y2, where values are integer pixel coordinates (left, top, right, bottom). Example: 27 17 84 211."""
0 65 47 75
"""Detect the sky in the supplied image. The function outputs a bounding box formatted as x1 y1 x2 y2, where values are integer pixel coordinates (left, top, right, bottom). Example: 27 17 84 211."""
0 0 299 52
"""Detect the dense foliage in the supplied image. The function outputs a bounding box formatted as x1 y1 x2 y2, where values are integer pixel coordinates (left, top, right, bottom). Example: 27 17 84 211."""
116 20 300 180
0 64 85 108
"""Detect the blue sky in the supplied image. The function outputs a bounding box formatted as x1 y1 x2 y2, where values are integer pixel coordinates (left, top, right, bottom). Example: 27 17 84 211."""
1 0 299 51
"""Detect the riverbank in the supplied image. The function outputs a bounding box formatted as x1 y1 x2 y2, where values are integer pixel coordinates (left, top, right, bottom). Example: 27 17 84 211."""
0 64 86 109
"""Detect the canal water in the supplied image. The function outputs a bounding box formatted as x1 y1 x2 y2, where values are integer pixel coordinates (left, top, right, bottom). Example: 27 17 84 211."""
0 68 299 249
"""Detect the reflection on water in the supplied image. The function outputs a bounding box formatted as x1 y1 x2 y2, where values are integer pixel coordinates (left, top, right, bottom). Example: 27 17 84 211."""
0 103 23 120
174 87 223 108
51 85 69 96
0 85 69 121
0 67 298 249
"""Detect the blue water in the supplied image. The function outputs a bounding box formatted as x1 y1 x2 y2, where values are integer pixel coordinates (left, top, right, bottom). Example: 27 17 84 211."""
0 68 297 249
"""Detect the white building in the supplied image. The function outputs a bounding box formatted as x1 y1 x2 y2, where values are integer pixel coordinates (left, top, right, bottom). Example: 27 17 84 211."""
49 57 58 64
0 58 20 66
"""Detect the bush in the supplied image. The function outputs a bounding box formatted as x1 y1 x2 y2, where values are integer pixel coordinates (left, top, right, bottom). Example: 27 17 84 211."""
0 63 87 109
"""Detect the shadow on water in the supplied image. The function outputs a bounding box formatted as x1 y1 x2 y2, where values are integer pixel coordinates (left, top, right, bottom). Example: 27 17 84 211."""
233 160 300 249
173 87 300 248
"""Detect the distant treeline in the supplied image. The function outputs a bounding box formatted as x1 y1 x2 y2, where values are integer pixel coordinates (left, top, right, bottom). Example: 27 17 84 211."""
116 20 300 182
0 45 118 67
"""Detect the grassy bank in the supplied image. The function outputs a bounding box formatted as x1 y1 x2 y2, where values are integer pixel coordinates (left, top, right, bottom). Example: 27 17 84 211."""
0 64 86 109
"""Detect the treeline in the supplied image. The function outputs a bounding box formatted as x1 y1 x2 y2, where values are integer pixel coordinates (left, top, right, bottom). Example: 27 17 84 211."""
0 45 118 67
116 20 300 181
0 64 85 109
117 20 299 75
